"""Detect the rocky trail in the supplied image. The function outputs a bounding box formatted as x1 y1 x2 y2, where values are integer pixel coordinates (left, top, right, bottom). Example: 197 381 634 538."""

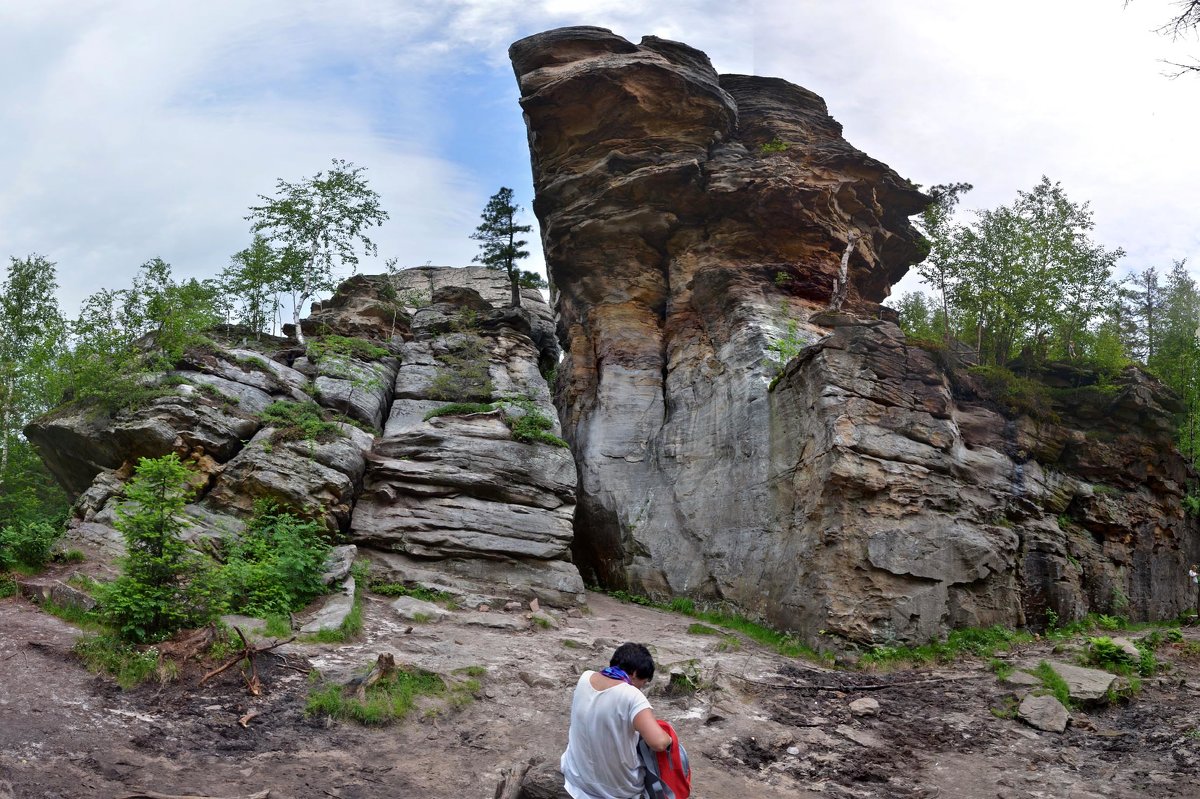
2 581 1199 799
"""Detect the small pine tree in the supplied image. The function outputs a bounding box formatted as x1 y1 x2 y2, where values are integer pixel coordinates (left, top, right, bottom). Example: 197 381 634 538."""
99 453 217 642
470 187 539 308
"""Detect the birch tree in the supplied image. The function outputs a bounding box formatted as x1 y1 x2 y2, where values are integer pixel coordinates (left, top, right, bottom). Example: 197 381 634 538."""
246 159 388 341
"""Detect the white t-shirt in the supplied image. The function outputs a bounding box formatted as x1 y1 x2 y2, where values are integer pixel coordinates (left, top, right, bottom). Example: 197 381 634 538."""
560 670 652 799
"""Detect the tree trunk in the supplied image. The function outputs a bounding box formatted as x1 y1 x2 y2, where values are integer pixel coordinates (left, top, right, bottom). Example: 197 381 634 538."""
509 271 522 308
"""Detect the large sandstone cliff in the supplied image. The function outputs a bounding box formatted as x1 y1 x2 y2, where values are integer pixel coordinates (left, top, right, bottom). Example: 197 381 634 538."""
27 267 584 608
511 27 1199 646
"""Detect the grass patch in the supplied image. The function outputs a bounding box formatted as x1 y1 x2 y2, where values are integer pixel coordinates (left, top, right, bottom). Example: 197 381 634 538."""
1031 660 1072 708
423 402 497 421
302 581 364 644
74 633 163 689
687 623 723 636
860 625 1033 668
307 335 391 363
41 601 105 631
264 613 293 638
0 574 16 599
607 589 827 662
988 657 1015 681
258 400 343 443
368 580 456 606
305 665 445 725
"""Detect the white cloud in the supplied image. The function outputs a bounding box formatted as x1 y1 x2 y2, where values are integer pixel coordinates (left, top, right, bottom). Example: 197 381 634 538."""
1 0 1197 317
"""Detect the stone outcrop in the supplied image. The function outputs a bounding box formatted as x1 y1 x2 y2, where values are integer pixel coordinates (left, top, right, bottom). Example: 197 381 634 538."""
25 267 582 606
349 267 584 607
512 27 1199 645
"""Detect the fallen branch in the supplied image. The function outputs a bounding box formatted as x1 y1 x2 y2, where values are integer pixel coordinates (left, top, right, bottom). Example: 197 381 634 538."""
199 628 294 687
118 790 270 799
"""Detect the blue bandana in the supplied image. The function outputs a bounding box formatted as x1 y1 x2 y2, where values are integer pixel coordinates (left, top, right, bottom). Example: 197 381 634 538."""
600 666 632 683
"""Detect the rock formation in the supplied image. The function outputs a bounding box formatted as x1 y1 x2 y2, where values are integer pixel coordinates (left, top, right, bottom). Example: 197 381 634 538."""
511 27 1199 645
26 267 583 607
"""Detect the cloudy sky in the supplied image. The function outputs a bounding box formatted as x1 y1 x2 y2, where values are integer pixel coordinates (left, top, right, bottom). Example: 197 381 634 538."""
2 0 1197 315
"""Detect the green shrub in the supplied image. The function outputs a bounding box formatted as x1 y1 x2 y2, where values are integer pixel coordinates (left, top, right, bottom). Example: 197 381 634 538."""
967 365 1058 422
307 334 390 363
0 519 61 570
759 137 788 154
95 454 220 643
217 502 331 618
423 402 497 421
258 400 342 442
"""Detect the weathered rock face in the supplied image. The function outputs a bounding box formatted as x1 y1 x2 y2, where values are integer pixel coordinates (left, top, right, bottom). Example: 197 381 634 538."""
511 26 927 592
26 268 583 606
349 267 584 607
512 27 1199 644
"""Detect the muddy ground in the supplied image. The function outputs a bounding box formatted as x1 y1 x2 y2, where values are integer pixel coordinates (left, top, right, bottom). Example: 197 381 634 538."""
2 572 1199 799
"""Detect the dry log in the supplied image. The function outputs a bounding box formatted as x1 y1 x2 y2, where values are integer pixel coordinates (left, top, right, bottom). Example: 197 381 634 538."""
492 758 534 799
198 627 294 688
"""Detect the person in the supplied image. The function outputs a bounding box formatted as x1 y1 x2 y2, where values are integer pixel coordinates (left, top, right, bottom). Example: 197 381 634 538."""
560 642 673 799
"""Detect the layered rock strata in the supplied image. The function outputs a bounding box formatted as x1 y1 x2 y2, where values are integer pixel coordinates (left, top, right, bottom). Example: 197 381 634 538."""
349 267 584 606
512 27 1199 644
27 268 582 606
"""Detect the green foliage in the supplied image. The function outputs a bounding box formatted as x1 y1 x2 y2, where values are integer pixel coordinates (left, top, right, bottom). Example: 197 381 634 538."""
220 234 284 336
74 633 162 689
471 187 533 307
988 657 1015 680
607 589 826 662
306 665 444 725
1086 636 1159 676
508 405 569 448
62 259 223 411
767 319 804 375
967 365 1057 421
306 335 390 363
0 519 61 570
0 574 15 598
246 158 388 342
96 454 218 643
258 400 342 442
368 580 456 606
860 625 1034 668
905 178 1123 366
423 402 497 421
429 312 494 402
758 137 789 154
216 502 331 618
0 256 66 496
1031 660 1072 707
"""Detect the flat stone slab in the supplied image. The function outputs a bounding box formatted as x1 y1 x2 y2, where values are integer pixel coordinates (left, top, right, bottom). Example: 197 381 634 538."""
1019 693 1069 733
17 578 97 612
1043 660 1126 703
299 577 356 634
391 596 452 623
459 612 530 631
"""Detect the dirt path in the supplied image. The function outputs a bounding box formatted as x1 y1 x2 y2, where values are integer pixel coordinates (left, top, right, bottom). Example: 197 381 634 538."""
1 590 1198 799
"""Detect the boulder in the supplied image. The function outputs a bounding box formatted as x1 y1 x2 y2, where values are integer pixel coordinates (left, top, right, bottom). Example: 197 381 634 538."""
1018 694 1069 733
